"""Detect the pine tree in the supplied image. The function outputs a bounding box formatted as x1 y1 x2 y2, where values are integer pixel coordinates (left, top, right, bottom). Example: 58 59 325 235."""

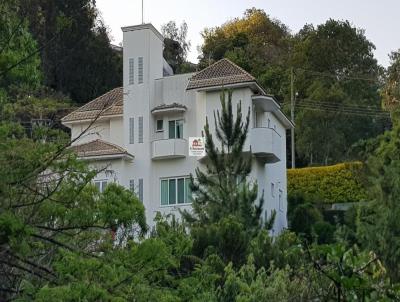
182 90 273 265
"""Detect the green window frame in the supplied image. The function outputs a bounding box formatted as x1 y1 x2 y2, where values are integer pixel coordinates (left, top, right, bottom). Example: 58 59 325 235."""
168 120 183 139
160 177 192 205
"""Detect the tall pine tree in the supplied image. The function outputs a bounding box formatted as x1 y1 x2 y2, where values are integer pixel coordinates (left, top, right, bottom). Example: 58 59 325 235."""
182 91 274 265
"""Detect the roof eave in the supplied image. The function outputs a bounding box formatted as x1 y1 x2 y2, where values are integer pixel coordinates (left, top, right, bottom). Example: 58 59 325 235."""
151 107 187 115
186 81 264 94
77 153 134 161
61 114 123 125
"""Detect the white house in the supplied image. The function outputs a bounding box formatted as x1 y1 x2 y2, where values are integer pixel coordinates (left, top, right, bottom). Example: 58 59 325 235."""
61 23 294 233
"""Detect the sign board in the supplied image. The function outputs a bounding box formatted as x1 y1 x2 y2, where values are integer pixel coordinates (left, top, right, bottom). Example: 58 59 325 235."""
189 137 206 157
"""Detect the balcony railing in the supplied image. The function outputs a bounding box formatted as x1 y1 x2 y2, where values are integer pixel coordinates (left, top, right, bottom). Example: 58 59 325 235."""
151 138 187 160
250 127 281 163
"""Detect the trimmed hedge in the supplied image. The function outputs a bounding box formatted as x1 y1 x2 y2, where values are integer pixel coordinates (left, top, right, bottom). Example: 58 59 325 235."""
288 162 367 204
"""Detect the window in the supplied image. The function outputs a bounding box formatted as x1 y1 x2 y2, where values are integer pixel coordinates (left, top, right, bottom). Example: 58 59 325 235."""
129 58 134 85
129 117 134 144
168 120 183 139
278 189 283 211
271 183 275 197
267 118 271 128
156 119 163 132
160 177 191 205
129 179 135 193
95 180 108 193
138 178 143 202
138 116 143 143
138 57 143 84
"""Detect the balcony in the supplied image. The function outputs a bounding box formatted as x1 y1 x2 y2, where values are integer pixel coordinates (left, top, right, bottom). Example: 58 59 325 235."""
151 139 187 160
250 127 281 163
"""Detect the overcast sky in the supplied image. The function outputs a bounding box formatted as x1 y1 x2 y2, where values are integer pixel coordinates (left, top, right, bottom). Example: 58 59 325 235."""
96 0 399 67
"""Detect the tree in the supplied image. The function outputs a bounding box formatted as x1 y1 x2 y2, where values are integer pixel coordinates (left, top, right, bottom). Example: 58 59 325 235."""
199 8 290 100
0 0 41 99
182 91 272 266
382 50 400 110
161 21 195 74
20 0 122 103
356 120 400 282
0 119 150 300
291 19 385 165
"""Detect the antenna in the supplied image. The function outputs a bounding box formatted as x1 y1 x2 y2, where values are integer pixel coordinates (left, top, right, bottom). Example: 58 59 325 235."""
141 0 144 24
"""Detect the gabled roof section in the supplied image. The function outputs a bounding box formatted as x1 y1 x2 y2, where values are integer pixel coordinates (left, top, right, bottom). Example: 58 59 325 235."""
70 139 133 159
186 58 256 91
62 87 123 123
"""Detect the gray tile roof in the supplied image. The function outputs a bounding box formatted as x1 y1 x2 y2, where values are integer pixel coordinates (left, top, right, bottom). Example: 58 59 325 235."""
70 139 132 158
186 58 256 90
62 87 123 122
151 103 187 113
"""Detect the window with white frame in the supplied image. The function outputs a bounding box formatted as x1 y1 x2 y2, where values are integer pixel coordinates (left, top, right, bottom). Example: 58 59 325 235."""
156 119 163 132
128 58 134 85
94 180 108 193
271 183 275 197
160 177 191 205
138 57 143 84
168 120 183 139
278 189 283 211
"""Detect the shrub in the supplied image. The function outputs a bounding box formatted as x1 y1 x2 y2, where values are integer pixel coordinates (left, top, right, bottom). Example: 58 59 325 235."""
288 162 367 204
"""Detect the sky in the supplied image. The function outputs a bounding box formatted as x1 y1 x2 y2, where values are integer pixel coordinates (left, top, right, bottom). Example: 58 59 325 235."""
96 0 400 67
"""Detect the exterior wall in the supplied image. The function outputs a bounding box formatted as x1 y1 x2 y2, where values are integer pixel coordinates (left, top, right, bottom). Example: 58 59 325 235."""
69 120 111 145
90 158 130 187
263 114 288 233
109 117 124 146
65 24 290 233
68 117 123 147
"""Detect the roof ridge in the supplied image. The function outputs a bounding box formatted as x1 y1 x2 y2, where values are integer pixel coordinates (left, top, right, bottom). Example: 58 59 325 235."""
220 58 255 80
193 58 254 80
62 87 123 122
75 139 125 152
79 87 123 112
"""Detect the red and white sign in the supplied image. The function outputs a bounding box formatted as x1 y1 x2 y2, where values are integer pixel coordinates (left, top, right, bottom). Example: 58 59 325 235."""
189 137 206 157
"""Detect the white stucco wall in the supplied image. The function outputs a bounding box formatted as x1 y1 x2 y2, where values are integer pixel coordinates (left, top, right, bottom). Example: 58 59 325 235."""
64 24 291 233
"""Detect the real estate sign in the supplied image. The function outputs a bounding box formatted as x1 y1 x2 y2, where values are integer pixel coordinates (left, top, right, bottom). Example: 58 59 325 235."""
189 137 205 157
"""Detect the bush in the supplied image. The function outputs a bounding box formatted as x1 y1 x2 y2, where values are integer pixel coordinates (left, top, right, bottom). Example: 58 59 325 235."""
288 162 367 204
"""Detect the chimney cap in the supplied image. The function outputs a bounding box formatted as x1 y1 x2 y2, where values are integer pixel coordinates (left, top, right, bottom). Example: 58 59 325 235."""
121 23 164 41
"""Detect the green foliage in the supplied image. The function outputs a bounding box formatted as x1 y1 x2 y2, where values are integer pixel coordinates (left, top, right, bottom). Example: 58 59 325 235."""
0 0 41 97
0 120 151 300
288 162 368 204
291 19 385 165
21 0 122 103
382 50 400 110
199 8 289 100
182 91 269 266
308 243 396 300
161 21 195 74
357 123 400 282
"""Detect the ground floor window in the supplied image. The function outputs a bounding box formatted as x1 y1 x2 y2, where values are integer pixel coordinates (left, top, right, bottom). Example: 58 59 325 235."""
161 177 191 205
94 180 108 193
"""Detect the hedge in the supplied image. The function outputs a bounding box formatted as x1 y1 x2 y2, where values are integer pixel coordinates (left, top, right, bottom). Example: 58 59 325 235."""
287 162 367 204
